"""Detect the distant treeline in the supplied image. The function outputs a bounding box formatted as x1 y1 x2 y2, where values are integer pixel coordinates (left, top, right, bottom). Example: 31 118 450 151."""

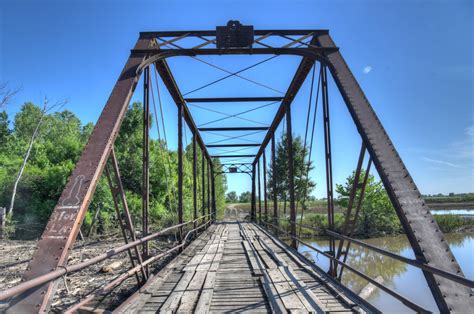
423 193 474 204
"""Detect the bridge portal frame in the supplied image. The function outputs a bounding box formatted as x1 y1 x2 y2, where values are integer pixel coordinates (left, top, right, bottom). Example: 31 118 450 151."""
6 28 471 313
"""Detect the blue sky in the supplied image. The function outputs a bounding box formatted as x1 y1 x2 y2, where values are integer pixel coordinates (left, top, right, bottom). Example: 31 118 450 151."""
1 0 473 198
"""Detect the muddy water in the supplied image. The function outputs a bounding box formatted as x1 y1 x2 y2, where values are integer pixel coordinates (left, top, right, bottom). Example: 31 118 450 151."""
298 233 474 313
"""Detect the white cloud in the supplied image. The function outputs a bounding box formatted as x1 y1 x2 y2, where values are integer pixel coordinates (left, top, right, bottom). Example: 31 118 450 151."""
422 157 461 168
363 66 372 74
465 125 474 137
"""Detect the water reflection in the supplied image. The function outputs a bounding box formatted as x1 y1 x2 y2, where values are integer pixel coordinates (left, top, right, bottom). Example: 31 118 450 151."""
298 233 474 313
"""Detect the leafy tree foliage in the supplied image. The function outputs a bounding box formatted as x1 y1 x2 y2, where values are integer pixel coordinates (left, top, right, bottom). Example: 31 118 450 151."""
336 170 402 237
239 191 251 203
0 102 227 238
226 191 238 203
267 133 316 212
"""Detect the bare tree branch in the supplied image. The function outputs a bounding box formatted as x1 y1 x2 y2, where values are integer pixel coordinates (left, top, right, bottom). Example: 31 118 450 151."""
7 97 68 217
0 82 21 108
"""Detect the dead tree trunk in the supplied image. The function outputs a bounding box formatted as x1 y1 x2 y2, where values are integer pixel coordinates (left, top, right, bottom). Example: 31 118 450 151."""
7 106 46 217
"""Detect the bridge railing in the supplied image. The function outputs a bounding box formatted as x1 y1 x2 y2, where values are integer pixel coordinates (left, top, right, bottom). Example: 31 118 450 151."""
0 212 216 307
257 219 474 313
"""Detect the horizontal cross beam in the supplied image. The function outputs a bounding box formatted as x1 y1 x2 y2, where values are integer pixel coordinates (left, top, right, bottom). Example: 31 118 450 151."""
206 143 261 148
199 127 268 132
184 97 283 103
211 155 256 158
140 29 329 37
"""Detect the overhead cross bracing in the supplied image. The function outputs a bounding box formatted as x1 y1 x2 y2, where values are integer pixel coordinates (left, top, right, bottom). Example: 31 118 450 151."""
2 21 473 313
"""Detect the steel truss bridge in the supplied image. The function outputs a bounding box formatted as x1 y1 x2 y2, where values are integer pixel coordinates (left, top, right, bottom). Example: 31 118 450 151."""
1 22 472 313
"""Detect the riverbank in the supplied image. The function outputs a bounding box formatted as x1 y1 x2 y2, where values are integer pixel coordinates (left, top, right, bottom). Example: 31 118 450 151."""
231 203 474 238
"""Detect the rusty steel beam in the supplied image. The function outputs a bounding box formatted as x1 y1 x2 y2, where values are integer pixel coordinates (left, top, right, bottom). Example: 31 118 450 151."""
317 33 473 312
199 127 269 132
286 105 297 250
263 150 268 221
211 154 256 158
321 65 336 276
211 166 217 222
104 149 147 284
271 134 278 233
7 34 153 313
193 133 197 231
201 153 206 226
184 97 283 103
251 165 256 221
177 102 184 248
140 29 329 38
142 66 150 272
207 161 211 220
206 143 261 148
257 159 262 223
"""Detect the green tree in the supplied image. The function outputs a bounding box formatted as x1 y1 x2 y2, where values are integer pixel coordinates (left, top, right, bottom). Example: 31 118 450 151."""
267 133 316 214
239 191 251 203
226 191 238 203
336 170 401 237
0 101 228 238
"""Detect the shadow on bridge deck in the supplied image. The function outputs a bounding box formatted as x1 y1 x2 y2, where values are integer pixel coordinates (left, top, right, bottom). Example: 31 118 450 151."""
115 221 377 313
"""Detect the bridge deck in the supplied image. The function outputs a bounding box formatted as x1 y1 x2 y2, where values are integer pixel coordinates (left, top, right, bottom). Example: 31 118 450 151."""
115 222 376 313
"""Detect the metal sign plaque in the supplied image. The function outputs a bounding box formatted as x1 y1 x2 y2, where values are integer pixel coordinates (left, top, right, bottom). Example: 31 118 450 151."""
216 20 254 49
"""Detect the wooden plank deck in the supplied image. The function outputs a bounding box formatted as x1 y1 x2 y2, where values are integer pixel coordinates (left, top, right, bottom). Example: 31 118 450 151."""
115 221 378 313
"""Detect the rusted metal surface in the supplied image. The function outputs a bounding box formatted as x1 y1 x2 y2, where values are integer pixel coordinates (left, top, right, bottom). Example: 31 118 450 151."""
271 135 278 233
257 159 262 223
104 152 146 284
184 97 283 103
201 154 206 225
108 148 147 280
263 150 268 220
210 166 216 222
193 133 197 230
206 143 261 148
317 33 473 312
177 102 184 247
6 34 153 313
321 65 336 276
199 126 269 131
285 105 297 250
207 160 211 219
142 66 150 272
251 164 256 221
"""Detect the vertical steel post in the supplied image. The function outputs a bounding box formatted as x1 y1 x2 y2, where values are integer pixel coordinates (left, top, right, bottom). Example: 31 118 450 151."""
263 150 268 222
272 134 278 234
257 159 262 223
202 153 206 225
251 165 256 221
142 66 150 267
321 65 336 275
177 102 184 247
286 108 297 249
192 133 197 232
207 160 211 222
211 166 216 221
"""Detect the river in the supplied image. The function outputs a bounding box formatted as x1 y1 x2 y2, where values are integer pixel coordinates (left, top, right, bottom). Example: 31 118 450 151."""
298 233 474 313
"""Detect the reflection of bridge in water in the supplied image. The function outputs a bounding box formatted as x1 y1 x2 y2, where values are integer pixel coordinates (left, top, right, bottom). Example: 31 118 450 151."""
1 22 473 313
